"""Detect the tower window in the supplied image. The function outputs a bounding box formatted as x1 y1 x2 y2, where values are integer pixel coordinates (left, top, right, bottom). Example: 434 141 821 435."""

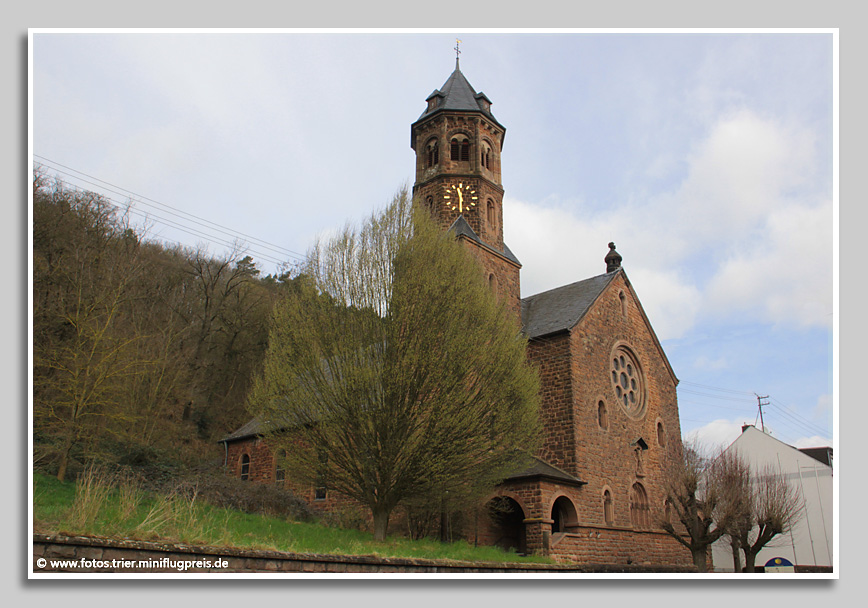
450 136 470 162
481 144 492 169
426 139 439 168
487 200 495 226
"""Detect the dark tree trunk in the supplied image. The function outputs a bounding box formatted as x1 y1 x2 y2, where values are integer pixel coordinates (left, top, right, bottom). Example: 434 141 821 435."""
731 537 742 572
56 437 75 482
744 550 758 573
692 547 709 572
372 507 391 542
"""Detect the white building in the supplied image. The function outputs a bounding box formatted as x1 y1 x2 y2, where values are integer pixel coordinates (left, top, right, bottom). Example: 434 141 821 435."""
711 425 833 572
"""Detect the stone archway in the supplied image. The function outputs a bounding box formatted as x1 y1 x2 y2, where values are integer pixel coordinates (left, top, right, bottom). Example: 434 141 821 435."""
486 496 527 554
550 495 579 534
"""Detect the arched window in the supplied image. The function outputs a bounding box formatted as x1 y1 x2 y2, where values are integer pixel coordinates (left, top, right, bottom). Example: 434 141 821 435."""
426 139 439 168
488 273 497 293
657 421 667 447
663 498 672 525
597 400 609 430
603 489 614 525
481 143 492 169
619 291 627 317
240 453 250 481
630 482 650 529
450 136 470 161
487 200 496 226
275 449 286 483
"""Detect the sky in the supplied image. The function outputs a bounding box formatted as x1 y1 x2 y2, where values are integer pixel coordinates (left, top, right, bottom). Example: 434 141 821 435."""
30 30 835 453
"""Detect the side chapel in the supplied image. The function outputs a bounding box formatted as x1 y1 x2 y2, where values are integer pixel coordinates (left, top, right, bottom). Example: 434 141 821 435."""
221 57 691 566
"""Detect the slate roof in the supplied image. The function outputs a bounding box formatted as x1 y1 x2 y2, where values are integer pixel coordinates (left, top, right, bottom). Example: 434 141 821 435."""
799 446 834 468
520 271 620 339
415 63 504 131
449 215 521 265
220 415 268 443
502 455 586 487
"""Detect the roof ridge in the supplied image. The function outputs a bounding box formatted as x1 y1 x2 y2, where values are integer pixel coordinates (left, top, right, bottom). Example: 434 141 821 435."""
522 270 619 303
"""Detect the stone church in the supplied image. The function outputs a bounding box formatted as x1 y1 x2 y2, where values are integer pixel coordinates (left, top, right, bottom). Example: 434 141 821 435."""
221 59 691 566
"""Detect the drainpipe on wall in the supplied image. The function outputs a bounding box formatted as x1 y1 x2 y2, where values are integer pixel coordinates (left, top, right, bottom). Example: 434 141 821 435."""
223 441 228 468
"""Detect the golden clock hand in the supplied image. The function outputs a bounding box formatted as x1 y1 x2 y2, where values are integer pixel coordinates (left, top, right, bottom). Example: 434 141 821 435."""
456 188 463 212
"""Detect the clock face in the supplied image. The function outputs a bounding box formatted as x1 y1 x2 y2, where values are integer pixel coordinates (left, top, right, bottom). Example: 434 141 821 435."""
443 182 478 213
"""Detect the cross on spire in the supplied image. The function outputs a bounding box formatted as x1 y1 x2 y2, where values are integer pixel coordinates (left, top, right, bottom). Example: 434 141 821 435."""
455 38 462 68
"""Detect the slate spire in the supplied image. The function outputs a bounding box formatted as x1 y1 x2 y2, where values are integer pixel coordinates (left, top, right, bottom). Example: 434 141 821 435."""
417 63 502 130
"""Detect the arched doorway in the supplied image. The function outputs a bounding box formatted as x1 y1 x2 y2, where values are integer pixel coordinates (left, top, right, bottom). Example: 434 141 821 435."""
550 495 579 534
487 496 527 554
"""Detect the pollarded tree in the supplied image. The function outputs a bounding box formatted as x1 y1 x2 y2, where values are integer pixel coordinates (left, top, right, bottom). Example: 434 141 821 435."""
660 442 743 572
248 187 541 541
724 458 804 573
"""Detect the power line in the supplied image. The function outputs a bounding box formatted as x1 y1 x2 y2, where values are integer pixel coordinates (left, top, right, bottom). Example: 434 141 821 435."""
679 380 756 396
769 396 830 435
33 158 308 270
678 379 831 442
36 170 289 268
678 388 756 403
33 156 309 263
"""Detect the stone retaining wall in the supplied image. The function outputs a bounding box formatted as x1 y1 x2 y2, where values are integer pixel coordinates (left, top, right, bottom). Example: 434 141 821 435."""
33 534 696 574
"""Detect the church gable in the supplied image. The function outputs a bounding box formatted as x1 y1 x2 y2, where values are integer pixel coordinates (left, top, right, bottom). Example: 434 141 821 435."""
567 268 683 508
575 269 678 387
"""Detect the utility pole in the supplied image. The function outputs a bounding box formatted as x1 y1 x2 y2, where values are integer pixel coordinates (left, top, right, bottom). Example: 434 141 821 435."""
755 394 769 432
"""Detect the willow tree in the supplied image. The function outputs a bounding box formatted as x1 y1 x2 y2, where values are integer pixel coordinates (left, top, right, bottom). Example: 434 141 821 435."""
248 187 540 540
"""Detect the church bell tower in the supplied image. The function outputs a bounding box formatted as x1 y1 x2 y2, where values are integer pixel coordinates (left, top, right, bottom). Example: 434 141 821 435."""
411 53 522 318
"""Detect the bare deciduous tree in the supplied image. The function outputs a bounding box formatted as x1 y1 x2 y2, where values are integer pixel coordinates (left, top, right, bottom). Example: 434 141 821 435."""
660 442 743 572
721 454 804 572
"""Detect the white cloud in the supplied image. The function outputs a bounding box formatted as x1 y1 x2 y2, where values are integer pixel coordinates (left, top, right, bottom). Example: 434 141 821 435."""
504 109 831 338
684 418 746 452
623 267 702 340
684 418 832 455
813 393 833 420
692 355 729 371
504 198 616 297
791 435 833 450
704 201 833 327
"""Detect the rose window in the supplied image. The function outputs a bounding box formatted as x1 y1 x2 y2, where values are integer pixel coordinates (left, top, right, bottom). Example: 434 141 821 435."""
610 346 646 418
